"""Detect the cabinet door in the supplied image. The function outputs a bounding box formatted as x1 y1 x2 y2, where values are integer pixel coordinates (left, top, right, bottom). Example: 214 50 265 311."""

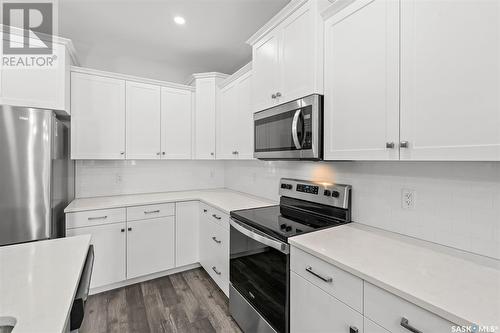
324 0 399 161
198 206 212 271
252 33 280 112
66 222 126 289
234 71 254 160
279 2 317 104
194 78 217 159
291 272 364 333
126 217 175 279
0 40 69 112
400 0 500 161
216 81 239 159
125 81 161 159
175 201 199 267
71 73 126 159
161 87 193 159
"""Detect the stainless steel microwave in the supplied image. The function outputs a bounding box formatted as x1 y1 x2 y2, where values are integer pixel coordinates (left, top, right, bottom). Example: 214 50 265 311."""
254 94 323 160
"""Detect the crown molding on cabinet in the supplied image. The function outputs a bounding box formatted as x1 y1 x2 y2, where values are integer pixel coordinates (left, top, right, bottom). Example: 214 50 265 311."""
218 62 252 89
246 0 309 46
0 24 80 66
321 0 357 20
186 72 230 86
71 66 195 91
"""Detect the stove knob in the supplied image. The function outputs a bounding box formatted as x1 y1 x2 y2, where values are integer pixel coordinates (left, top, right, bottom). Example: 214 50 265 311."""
285 226 292 232
281 184 287 189
324 190 331 196
280 224 287 229
286 184 293 190
331 191 340 198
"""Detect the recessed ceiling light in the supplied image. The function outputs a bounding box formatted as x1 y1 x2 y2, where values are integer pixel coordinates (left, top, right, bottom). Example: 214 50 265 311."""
174 16 186 25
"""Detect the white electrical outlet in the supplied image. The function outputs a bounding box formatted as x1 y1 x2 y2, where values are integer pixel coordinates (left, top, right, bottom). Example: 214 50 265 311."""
401 189 415 209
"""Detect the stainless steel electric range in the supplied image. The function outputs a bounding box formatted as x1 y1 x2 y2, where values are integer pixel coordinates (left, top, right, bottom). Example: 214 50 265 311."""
229 178 352 333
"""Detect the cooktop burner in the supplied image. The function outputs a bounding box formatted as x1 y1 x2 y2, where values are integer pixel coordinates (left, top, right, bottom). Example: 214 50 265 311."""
230 179 352 243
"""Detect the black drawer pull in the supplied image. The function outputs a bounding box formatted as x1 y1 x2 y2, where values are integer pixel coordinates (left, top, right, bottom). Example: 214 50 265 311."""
212 214 221 220
212 266 221 275
212 236 221 244
144 210 160 214
401 318 423 333
349 326 358 333
306 266 333 283
88 216 107 221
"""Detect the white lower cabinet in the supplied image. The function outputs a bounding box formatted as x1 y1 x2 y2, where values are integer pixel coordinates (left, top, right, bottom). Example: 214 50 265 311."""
291 272 364 333
364 282 454 333
199 203 229 296
126 216 175 279
66 222 126 289
175 201 199 267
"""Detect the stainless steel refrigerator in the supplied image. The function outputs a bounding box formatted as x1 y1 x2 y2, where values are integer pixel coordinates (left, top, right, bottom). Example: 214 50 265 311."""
0 105 72 246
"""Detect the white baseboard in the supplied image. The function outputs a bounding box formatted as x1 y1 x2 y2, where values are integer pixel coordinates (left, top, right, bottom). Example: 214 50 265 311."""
89 262 201 295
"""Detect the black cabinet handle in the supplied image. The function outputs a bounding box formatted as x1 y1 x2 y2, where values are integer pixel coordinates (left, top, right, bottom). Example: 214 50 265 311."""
212 236 221 244
212 266 221 275
212 214 221 220
349 326 358 333
305 266 333 283
203 209 207 213
401 318 423 333
128 227 132 231
120 228 125 233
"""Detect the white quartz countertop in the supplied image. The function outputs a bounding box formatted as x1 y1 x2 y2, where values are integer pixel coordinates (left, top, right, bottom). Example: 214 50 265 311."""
289 223 500 328
0 235 92 333
64 188 276 214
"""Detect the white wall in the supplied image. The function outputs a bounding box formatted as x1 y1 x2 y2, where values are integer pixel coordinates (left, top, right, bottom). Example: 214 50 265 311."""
75 160 225 198
224 160 500 259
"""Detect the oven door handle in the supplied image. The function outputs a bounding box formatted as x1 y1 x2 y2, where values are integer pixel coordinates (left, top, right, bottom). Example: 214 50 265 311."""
291 109 303 150
230 218 290 254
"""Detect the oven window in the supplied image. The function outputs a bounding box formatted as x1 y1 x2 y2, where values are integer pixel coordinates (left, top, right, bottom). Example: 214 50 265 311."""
230 226 287 333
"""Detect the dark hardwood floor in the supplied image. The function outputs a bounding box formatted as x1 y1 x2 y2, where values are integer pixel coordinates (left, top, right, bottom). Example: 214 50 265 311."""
81 268 242 333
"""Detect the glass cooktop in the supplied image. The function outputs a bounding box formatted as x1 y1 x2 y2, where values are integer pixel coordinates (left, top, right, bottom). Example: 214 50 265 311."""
230 204 347 243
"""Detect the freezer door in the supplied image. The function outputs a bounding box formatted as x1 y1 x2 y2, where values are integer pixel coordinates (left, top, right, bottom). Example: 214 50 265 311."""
0 106 53 245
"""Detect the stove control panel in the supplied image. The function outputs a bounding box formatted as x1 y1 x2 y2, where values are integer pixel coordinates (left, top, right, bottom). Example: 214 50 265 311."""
279 178 351 209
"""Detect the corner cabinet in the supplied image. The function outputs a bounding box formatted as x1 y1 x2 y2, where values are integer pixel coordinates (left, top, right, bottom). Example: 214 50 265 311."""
323 0 500 161
191 73 228 159
71 72 126 160
249 0 328 112
216 64 254 160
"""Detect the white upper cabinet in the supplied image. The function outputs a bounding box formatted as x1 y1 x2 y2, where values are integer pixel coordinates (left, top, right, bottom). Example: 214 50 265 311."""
249 0 327 112
191 73 227 159
252 33 281 111
0 32 74 114
324 0 400 160
400 0 500 161
125 81 161 159
161 87 193 159
216 65 254 160
71 72 126 159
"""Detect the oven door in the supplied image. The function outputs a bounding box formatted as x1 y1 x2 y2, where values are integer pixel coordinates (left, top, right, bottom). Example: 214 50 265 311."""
229 218 289 333
253 94 322 160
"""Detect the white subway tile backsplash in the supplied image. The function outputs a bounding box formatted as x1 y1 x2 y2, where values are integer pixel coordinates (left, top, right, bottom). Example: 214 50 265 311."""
224 160 500 259
75 160 225 198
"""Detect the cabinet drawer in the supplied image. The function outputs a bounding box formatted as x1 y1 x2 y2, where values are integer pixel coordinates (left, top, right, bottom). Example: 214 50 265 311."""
127 203 175 221
66 208 126 229
364 282 455 333
291 272 364 333
200 202 229 230
291 246 363 313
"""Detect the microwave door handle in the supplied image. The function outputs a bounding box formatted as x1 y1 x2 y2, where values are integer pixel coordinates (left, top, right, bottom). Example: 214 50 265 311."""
292 109 302 149
230 218 289 254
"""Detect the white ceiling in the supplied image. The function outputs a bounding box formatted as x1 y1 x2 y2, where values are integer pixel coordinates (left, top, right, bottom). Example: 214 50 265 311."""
59 0 290 83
